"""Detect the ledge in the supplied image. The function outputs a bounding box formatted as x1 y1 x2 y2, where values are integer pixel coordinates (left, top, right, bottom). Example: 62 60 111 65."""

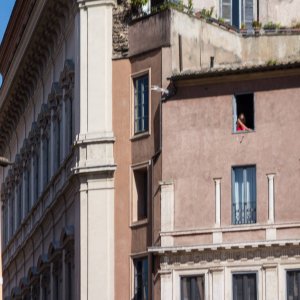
148 239 300 254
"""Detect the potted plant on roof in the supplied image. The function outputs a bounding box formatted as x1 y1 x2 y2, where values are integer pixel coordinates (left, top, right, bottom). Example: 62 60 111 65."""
252 20 262 35
131 0 149 18
263 21 279 34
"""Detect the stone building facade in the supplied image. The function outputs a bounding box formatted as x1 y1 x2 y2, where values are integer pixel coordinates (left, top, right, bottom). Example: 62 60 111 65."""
1 0 300 300
0 0 115 298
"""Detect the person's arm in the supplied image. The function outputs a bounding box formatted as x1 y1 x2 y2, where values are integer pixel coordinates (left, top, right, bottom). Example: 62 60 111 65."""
237 118 251 131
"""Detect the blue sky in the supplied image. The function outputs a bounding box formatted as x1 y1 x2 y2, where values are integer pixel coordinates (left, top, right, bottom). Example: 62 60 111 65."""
0 0 15 43
0 0 15 84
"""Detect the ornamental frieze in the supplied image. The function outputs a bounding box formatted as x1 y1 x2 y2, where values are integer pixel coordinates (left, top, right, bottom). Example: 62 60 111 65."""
160 245 300 268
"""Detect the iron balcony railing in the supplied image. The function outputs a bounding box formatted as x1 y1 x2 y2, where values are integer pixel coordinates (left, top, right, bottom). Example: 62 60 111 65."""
232 201 256 224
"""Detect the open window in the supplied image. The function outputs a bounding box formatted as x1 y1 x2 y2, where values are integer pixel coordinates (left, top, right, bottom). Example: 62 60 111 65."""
233 93 254 132
132 166 148 222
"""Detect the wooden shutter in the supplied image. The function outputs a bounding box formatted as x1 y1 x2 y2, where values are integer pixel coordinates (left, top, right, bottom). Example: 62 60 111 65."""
244 0 253 28
221 0 231 23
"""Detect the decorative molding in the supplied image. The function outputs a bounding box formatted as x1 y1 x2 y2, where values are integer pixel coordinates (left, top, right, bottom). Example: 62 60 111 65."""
0 0 75 154
159 244 300 269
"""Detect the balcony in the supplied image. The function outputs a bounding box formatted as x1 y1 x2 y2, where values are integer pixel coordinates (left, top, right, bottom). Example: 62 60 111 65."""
232 201 256 225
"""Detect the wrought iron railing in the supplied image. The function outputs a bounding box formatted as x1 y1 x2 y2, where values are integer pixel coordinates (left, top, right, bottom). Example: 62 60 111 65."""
232 201 256 224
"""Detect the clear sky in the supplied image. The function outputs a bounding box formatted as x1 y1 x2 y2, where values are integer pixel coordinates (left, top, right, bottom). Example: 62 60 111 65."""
0 0 15 84
0 0 15 43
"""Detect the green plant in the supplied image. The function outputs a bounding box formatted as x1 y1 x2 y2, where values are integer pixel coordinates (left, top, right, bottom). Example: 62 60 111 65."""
218 17 225 24
200 6 214 18
266 59 277 66
187 0 193 15
131 0 148 8
263 21 280 30
240 23 246 30
252 20 262 29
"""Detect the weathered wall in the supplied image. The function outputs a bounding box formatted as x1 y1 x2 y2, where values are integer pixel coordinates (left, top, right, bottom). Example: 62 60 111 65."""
259 0 300 27
129 10 300 75
162 74 300 245
113 58 132 300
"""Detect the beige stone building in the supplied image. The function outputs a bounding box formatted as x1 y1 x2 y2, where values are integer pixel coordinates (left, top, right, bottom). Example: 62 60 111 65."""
1 0 300 300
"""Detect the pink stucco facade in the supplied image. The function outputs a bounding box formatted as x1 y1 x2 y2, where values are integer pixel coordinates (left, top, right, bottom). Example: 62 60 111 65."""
163 74 300 238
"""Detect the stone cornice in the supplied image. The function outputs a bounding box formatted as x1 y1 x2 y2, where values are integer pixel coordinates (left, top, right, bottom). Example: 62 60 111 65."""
149 239 300 255
0 0 76 155
0 0 37 77
157 242 300 269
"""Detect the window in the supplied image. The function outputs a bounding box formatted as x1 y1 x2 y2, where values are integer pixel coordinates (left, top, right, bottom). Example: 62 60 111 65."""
287 270 300 300
24 166 31 215
233 273 257 300
221 0 254 28
9 192 15 238
233 93 254 132
134 74 149 134
3 204 8 246
34 151 40 202
181 276 205 300
133 257 148 300
16 180 23 227
232 166 256 224
132 167 148 222
42 135 50 188
65 243 75 300
53 259 62 300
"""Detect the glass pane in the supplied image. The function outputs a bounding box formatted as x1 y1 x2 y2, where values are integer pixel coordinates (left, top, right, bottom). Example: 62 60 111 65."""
134 75 149 134
181 276 204 300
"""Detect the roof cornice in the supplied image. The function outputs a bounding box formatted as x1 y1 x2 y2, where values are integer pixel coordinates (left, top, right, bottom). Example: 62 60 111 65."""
0 0 37 77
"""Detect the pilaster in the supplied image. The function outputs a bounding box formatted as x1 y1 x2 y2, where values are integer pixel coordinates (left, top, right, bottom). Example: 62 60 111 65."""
75 0 116 299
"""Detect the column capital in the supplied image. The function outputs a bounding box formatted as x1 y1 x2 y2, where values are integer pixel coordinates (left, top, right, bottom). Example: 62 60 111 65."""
77 0 115 9
266 173 275 179
213 177 222 183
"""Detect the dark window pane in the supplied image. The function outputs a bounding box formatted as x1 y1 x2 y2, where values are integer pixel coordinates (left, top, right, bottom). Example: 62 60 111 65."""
181 276 204 300
287 270 300 300
134 75 149 134
134 257 148 300
233 273 257 300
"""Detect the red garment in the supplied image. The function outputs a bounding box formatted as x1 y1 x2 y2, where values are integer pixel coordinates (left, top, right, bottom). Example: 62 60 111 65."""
237 124 245 131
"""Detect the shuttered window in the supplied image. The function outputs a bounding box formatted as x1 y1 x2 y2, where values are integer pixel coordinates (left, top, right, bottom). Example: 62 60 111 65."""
244 0 253 28
221 0 231 23
233 273 257 300
221 0 254 28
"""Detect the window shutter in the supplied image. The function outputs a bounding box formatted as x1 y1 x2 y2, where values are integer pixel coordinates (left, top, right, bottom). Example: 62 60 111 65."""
221 0 231 23
244 0 253 28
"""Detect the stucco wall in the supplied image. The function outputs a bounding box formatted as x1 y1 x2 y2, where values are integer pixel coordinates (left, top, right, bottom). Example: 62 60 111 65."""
130 10 300 76
113 58 132 300
162 74 300 245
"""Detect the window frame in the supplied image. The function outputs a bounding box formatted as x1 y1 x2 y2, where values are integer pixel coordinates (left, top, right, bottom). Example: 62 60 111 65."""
232 92 255 134
231 165 257 225
131 162 149 225
131 69 151 139
180 274 205 300
286 269 300 300
220 0 255 28
131 255 149 300
174 269 209 300
232 272 258 300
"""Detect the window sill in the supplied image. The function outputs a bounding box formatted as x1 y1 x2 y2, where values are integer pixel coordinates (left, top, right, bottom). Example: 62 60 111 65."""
232 129 256 134
130 219 148 228
130 132 150 141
